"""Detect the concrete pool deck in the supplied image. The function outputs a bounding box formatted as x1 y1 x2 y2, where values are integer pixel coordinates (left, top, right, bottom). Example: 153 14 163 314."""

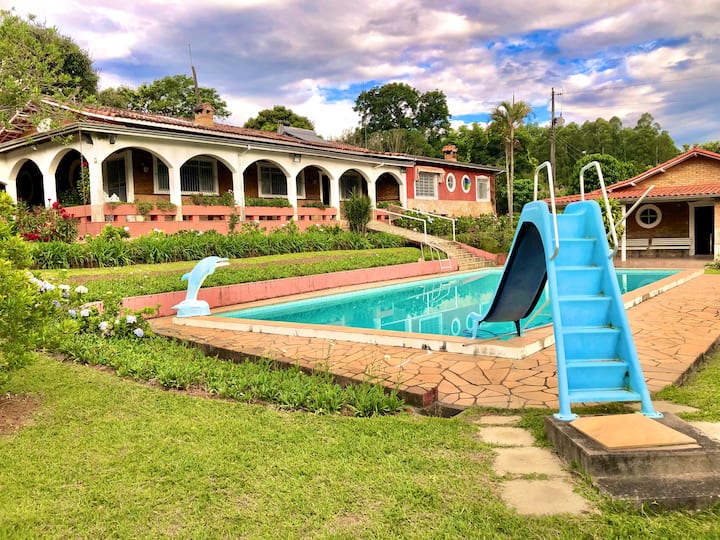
150 260 720 412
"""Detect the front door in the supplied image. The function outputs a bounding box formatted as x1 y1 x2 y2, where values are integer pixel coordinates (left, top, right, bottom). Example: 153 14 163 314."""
694 205 714 255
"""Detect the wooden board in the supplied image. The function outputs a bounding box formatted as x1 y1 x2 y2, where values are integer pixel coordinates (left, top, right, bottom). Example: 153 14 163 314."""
570 414 696 450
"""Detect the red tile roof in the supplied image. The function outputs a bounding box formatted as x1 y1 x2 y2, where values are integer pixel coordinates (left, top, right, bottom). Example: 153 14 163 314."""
555 147 720 204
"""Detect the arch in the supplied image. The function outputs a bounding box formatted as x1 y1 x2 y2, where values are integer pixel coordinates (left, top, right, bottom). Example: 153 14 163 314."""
55 149 88 206
16 160 45 206
296 164 334 206
339 168 369 199
375 172 401 205
242 158 293 201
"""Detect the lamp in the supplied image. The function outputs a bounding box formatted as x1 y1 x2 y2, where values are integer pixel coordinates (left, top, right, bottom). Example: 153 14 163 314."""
292 154 301 163
81 133 93 145
109 134 117 144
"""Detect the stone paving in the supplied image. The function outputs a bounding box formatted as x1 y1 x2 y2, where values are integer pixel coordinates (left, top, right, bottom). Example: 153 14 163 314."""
150 264 720 413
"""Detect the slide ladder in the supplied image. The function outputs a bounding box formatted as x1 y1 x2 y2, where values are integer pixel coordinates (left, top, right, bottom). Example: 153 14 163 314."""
474 162 660 421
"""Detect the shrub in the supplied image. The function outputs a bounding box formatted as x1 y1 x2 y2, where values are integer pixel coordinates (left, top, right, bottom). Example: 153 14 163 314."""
135 201 154 216
191 191 236 207
14 201 78 243
343 190 372 234
99 224 131 240
245 197 292 208
0 220 31 268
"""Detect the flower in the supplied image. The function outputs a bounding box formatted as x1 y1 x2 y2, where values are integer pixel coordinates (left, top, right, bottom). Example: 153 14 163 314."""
68 309 77 317
99 321 109 332
133 328 144 338
123 226 130 232
126 315 137 324
40 281 55 292
74 285 88 294
59 284 70 291
80 309 90 317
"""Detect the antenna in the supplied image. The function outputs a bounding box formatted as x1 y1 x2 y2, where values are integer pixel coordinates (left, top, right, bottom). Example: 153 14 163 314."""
188 44 200 107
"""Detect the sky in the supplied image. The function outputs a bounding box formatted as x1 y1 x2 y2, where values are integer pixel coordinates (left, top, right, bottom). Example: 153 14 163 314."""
5 0 720 148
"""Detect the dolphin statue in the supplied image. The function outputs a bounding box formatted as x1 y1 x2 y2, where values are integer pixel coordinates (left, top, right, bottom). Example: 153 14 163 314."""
172 256 230 317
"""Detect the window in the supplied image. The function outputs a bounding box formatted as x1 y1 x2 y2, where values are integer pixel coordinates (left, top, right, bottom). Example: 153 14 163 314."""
635 204 662 229
415 171 438 199
155 158 217 194
155 158 170 193
476 175 490 201
461 175 472 193
104 154 127 201
260 164 286 196
340 172 364 199
446 173 456 192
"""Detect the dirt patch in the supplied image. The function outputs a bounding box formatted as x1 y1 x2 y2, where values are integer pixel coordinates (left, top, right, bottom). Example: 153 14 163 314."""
0 393 41 435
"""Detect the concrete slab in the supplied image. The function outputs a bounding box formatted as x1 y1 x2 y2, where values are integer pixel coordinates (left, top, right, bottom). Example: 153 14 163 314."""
494 447 570 477
689 421 720 442
501 479 592 515
630 400 699 414
475 415 521 426
570 414 697 450
477 426 535 446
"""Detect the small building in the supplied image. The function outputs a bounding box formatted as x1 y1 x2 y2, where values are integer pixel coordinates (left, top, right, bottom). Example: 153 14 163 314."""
0 100 499 237
555 148 720 260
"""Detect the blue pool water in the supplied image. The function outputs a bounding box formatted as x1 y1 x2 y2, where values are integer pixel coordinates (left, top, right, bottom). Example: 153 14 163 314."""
217 269 678 339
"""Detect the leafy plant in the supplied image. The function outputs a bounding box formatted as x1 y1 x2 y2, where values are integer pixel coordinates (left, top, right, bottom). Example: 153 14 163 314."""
0 219 31 268
343 189 372 234
245 197 292 208
190 191 236 207
135 201 154 216
99 224 130 240
14 201 78 243
302 201 326 209
154 201 177 212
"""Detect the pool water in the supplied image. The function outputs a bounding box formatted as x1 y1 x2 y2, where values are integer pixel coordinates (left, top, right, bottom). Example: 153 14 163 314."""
217 269 677 340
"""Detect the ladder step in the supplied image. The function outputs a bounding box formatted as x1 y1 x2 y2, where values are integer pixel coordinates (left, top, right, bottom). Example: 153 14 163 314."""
567 361 629 390
553 239 597 266
556 267 604 296
563 327 621 359
568 388 642 403
559 296 613 326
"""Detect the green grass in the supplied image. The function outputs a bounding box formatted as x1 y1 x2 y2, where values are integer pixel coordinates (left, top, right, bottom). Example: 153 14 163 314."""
37 248 422 301
3 356 720 538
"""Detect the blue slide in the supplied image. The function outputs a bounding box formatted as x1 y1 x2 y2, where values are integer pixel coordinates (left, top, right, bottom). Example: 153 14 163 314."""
471 199 660 421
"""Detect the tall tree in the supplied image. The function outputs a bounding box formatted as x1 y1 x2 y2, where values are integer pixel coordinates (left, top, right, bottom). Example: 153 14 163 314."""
490 98 532 225
0 10 98 125
243 105 314 131
98 75 230 119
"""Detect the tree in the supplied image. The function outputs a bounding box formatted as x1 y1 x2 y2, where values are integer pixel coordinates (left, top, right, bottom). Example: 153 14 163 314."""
0 10 98 125
490 98 532 226
568 153 637 194
98 75 230 119
353 82 451 153
243 105 314 131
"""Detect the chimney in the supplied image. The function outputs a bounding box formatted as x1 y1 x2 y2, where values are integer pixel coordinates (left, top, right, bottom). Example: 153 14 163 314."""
442 144 457 161
193 102 215 128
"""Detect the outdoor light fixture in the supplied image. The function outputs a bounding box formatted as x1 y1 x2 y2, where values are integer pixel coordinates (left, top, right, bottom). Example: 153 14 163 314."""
292 154 301 163
81 133 93 145
109 134 117 144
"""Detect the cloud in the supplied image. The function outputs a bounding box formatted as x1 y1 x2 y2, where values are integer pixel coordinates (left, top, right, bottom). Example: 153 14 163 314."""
6 0 720 145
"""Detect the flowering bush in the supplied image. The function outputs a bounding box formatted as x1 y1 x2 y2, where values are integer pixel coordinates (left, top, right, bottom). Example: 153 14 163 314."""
15 201 78 243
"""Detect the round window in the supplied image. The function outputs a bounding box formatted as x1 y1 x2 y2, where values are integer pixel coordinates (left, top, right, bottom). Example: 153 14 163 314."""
446 173 456 192
461 175 471 193
635 204 662 229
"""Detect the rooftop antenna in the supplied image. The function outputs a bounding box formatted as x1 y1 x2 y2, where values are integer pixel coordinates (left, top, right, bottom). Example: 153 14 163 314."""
189 44 200 107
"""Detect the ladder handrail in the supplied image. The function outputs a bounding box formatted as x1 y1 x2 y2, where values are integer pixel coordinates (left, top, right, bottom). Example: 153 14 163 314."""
374 208 427 244
579 161 618 259
616 184 655 230
534 161 560 260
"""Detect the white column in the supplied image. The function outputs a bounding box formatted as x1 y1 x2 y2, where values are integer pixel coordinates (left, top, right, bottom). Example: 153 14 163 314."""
329 175 340 220
368 178 377 209
620 204 627 262
287 172 298 220
89 158 105 222
169 166 183 221
232 169 244 219
714 202 720 260
43 174 57 207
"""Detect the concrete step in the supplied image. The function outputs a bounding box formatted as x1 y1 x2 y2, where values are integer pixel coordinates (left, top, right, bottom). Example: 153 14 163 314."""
545 414 720 509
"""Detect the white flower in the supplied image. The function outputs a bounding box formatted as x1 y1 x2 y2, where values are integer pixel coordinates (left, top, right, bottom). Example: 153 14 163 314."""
126 315 137 324
68 309 77 317
133 328 144 338
58 284 70 291
74 285 89 294
99 321 109 332
123 226 130 232
80 309 90 317
40 281 55 292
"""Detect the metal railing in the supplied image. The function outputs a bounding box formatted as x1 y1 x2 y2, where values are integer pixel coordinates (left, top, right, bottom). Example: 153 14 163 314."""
579 161 618 259
534 161 560 260
374 208 427 244
399 208 457 242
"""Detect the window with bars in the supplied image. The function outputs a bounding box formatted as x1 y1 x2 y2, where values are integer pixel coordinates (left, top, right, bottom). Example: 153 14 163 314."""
155 158 217 194
476 175 490 201
104 155 127 201
258 164 300 197
415 171 437 199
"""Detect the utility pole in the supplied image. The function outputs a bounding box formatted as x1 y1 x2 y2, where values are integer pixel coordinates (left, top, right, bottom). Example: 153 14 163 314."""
550 87 563 187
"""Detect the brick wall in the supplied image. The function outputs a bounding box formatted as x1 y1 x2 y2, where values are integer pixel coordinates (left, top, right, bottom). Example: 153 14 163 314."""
626 202 689 238
651 156 720 187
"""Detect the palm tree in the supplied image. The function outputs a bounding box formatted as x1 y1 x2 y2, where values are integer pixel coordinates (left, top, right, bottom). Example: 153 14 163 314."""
490 98 532 226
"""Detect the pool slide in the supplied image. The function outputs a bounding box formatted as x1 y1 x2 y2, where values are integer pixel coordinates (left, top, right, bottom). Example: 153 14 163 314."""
469 198 660 421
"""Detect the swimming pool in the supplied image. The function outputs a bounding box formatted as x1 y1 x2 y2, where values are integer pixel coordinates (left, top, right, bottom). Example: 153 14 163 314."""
216 269 678 340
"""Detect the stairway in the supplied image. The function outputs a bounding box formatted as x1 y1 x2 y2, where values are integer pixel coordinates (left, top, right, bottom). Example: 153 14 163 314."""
533 200 659 420
367 220 495 270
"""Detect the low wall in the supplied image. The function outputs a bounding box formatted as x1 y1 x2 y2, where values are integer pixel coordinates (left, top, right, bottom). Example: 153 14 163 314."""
123 259 459 318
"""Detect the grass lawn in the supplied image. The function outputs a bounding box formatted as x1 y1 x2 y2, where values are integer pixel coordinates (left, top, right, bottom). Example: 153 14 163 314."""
2 354 720 539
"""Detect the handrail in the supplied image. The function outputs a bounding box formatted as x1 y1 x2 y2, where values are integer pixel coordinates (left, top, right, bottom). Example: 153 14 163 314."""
534 161 560 260
615 184 654 230
399 208 457 242
579 161 618 258
375 208 427 244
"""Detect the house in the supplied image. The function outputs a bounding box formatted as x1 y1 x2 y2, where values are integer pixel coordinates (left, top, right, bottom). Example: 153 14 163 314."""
0 100 500 239
555 148 720 260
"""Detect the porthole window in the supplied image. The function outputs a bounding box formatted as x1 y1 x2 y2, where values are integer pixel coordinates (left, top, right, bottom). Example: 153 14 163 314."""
635 204 662 229
446 173 456 192
461 175 472 193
